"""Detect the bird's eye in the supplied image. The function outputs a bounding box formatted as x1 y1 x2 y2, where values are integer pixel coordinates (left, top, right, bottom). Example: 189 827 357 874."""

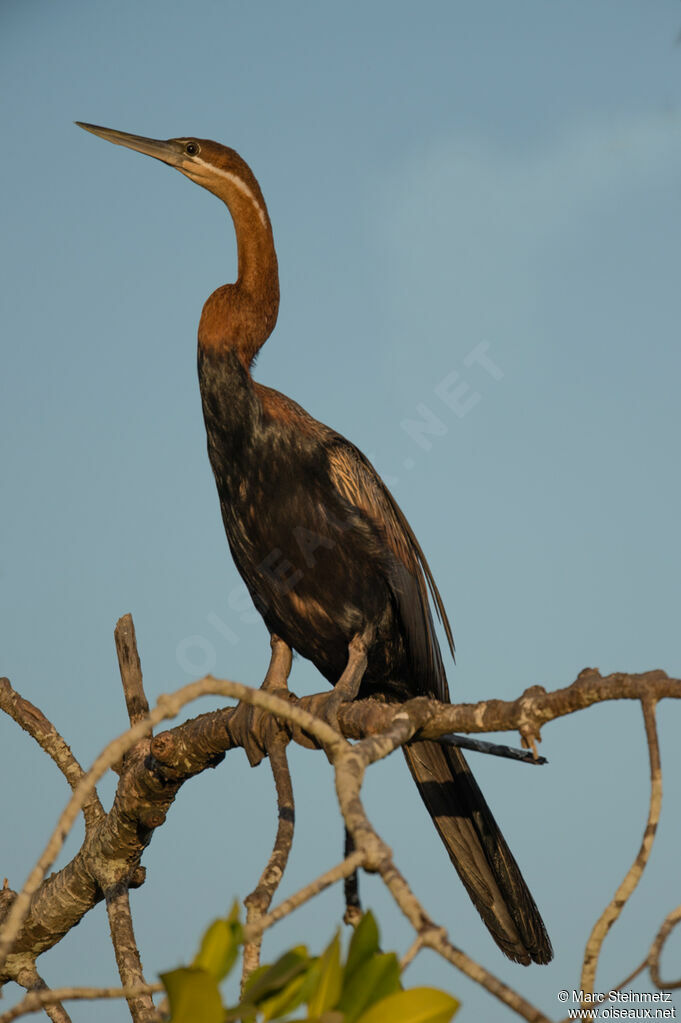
185 142 200 156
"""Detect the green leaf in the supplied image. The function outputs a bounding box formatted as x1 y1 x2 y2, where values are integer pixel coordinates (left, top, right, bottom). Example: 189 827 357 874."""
284 1015 344 1023
344 911 380 983
281 954 330 1016
223 1004 257 1022
306 931 342 1016
257 966 313 1021
337 952 402 1022
355 987 459 1023
239 962 269 1000
161 966 224 1023
242 946 309 1005
192 917 242 981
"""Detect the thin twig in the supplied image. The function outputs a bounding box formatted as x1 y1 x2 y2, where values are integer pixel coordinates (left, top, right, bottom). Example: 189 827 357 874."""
105 883 157 1022
380 815 551 1021
0 678 103 832
242 737 295 988
650 903 681 990
607 957 648 995
427 932 552 1023
11 966 72 1023
243 851 366 941
580 698 662 1001
400 934 424 971
0 984 163 1023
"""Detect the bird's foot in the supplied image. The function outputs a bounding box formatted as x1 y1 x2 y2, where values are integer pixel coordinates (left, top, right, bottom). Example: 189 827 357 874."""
322 627 374 730
519 729 541 760
518 683 546 761
229 637 296 767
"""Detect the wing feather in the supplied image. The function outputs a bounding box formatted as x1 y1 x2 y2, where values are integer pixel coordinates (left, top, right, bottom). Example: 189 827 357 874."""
326 438 454 700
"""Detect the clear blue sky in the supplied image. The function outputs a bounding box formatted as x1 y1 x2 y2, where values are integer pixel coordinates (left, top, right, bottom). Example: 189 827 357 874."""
2 2 681 1019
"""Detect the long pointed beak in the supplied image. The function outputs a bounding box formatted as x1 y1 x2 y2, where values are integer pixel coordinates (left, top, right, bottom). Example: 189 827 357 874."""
76 122 185 167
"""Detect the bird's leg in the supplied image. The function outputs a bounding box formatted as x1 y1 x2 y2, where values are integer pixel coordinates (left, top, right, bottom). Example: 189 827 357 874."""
262 634 293 694
327 630 373 923
230 636 294 767
323 625 374 726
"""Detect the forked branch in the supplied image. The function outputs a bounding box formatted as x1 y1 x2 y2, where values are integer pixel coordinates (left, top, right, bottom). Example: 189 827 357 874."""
0 616 679 1022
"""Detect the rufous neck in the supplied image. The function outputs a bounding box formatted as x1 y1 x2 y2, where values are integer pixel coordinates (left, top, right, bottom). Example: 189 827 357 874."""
198 181 279 367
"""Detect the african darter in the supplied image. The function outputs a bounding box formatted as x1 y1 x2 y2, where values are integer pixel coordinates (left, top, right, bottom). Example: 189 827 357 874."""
77 122 552 965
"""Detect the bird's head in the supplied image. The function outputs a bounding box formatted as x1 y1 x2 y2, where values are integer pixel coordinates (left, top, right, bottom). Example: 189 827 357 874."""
77 121 278 359
76 122 269 227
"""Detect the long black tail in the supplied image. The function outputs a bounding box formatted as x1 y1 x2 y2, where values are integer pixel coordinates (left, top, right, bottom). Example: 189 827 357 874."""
403 739 552 965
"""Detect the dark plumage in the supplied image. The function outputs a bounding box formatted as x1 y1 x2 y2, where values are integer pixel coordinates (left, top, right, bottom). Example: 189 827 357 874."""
79 121 552 965
199 345 552 966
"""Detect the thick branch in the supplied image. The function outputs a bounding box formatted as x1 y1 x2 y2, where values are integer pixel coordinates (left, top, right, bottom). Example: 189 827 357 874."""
335 669 680 742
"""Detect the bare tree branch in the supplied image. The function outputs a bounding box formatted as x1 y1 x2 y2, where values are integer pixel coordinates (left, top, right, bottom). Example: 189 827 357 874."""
580 699 662 1001
114 615 151 733
0 678 103 832
650 904 681 990
331 705 553 1022
0 676 341 978
242 737 295 988
105 884 157 1023
243 851 366 940
9 966 72 1023
2 630 679 1022
569 903 681 1023
400 933 425 971
0 984 162 1023
607 957 648 997
335 669 680 743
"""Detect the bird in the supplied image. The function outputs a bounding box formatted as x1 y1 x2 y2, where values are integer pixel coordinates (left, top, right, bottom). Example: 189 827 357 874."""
77 121 552 965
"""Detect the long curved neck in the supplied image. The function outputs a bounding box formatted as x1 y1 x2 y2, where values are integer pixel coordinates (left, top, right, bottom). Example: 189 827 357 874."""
198 176 279 369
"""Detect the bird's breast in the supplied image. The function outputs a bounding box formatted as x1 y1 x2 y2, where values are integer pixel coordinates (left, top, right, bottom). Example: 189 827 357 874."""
197 349 411 693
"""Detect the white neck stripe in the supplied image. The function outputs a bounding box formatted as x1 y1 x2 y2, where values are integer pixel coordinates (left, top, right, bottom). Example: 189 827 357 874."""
191 156 267 227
